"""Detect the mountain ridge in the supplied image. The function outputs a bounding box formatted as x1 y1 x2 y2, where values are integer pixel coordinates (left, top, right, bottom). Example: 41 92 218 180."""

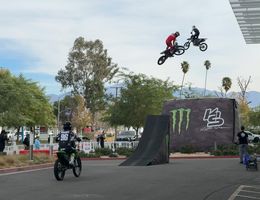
47 88 260 108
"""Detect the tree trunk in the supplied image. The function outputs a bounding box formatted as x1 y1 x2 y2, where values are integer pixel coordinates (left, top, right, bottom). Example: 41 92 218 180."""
204 70 208 96
180 74 185 98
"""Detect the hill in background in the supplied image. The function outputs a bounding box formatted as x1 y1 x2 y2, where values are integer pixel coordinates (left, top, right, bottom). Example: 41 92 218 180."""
48 87 260 108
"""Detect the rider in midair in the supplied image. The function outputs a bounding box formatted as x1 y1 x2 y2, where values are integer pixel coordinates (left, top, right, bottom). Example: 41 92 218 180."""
165 32 180 53
191 25 200 45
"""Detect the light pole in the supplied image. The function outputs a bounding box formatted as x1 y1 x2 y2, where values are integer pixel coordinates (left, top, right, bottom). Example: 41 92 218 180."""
57 98 61 131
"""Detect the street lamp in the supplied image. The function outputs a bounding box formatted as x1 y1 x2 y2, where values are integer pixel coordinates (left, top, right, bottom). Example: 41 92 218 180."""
57 97 61 132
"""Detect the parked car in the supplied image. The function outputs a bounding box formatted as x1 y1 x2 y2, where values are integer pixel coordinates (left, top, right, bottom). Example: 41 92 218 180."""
116 131 138 141
245 131 260 143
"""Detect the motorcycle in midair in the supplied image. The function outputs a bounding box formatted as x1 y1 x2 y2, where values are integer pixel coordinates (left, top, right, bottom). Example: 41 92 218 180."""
157 43 185 65
184 35 208 51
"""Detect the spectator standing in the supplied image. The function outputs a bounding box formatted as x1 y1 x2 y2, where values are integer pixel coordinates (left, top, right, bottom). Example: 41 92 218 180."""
34 136 41 150
237 126 249 164
99 131 105 148
23 134 30 150
0 130 8 153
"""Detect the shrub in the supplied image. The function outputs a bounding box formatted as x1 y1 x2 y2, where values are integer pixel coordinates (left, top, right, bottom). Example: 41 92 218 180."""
179 145 196 154
78 151 100 158
210 144 239 156
116 148 134 157
94 148 113 156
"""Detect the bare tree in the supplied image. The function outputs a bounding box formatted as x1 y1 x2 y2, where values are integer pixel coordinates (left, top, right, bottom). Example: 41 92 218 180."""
237 76 251 104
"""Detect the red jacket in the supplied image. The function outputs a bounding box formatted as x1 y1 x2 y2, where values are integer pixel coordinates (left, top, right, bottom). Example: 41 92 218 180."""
166 34 176 45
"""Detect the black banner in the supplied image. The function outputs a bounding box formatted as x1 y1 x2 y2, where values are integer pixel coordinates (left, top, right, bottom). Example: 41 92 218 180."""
162 98 240 151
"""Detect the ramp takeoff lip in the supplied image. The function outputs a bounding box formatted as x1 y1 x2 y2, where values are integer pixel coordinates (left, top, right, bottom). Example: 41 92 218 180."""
120 115 170 166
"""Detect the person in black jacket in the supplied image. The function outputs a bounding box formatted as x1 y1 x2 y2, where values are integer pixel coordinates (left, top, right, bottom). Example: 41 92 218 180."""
23 134 30 150
99 131 105 148
237 126 249 164
0 130 8 153
56 122 81 165
191 25 200 45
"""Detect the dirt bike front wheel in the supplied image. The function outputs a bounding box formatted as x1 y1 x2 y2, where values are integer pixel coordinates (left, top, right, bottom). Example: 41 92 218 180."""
73 157 82 177
174 46 185 55
184 42 190 50
157 55 167 65
54 159 66 181
199 43 208 51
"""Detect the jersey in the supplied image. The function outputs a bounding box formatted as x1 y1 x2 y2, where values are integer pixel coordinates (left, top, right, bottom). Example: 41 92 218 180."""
57 131 73 149
237 131 248 145
192 28 200 36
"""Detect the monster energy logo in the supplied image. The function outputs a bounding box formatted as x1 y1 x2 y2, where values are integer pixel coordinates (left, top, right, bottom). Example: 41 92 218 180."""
170 108 191 134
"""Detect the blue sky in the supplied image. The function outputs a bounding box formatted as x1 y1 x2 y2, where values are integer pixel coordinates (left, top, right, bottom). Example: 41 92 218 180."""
0 0 260 95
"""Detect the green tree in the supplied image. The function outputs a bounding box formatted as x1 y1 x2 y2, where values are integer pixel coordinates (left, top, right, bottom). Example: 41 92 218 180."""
222 77 232 97
239 100 250 127
55 37 119 129
248 106 260 128
0 69 55 129
180 61 189 98
203 60 211 96
104 73 177 134
71 95 92 133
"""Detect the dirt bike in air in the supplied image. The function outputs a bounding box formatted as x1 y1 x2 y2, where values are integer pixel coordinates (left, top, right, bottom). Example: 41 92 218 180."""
157 43 185 65
184 35 208 51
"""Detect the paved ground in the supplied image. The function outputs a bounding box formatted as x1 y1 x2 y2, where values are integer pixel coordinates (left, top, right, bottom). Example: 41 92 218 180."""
0 158 259 200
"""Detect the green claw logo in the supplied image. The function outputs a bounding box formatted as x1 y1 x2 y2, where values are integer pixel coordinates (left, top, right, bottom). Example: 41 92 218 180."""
170 108 191 134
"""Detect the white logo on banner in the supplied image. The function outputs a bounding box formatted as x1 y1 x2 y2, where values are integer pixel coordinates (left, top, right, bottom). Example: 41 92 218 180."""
203 107 224 128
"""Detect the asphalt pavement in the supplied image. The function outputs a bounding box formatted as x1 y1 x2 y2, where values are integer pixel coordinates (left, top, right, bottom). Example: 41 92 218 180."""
0 158 259 200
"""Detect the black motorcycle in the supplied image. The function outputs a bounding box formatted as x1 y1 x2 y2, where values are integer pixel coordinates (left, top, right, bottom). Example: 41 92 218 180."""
157 43 185 65
184 36 208 51
54 147 82 181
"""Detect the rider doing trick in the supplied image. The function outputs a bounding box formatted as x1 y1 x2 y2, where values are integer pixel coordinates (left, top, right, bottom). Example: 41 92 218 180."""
191 25 200 45
165 31 180 54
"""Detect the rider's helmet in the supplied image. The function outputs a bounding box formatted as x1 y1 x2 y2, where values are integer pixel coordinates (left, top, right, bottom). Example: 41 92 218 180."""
175 31 180 37
63 121 72 131
192 25 196 29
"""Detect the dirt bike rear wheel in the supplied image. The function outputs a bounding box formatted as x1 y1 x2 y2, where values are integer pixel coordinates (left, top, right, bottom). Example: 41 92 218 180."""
157 55 167 65
73 157 82 177
174 46 185 55
184 42 190 50
199 43 208 51
54 159 66 181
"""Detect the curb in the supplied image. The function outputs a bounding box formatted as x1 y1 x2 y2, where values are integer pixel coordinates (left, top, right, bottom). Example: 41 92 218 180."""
0 156 239 174
0 163 53 174
170 155 239 159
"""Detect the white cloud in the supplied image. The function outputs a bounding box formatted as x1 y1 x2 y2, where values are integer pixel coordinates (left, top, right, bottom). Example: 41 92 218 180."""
0 0 259 94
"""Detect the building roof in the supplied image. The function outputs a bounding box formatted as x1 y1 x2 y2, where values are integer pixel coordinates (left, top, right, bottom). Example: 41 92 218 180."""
229 0 260 44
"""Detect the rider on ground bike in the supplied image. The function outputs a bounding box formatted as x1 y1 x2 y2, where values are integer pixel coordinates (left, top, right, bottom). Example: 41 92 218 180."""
56 122 81 166
165 31 180 54
191 25 200 45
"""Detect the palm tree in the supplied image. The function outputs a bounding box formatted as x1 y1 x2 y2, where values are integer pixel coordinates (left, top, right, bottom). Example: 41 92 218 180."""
180 61 189 98
203 60 211 96
222 77 232 97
